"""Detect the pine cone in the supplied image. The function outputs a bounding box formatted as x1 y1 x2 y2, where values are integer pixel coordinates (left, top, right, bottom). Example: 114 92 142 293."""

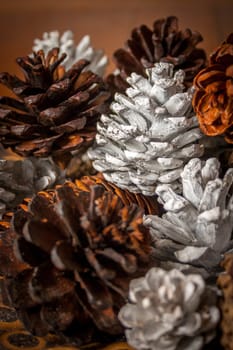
75 175 160 215
3 181 152 344
89 63 205 196
33 30 108 76
217 253 233 350
144 158 233 275
0 147 64 217
119 267 220 350
193 33 233 143
107 15 206 94
0 49 110 162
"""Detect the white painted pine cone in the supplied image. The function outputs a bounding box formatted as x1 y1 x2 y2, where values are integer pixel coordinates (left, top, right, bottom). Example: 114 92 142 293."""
0 153 64 217
89 63 205 196
32 30 108 76
119 267 220 350
144 158 233 273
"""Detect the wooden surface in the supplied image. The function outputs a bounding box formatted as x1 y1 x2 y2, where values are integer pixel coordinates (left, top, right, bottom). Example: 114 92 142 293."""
0 0 232 95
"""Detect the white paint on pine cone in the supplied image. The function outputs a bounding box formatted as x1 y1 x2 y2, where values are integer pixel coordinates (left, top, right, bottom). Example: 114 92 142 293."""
89 63 206 196
144 158 233 273
119 267 219 350
32 30 108 76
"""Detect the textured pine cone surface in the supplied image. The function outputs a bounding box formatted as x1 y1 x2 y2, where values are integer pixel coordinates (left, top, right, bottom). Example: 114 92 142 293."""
33 30 108 76
107 15 206 94
0 49 110 163
89 62 206 196
217 253 233 350
75 175 160 215
193 33 233 143
0 278 133 350
2 181 152 344
144 158 233 275
0 147 64 217
119 267 220 350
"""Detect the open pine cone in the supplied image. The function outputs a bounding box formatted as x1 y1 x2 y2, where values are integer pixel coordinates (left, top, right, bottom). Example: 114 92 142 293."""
0 49 110 164
3 181 152 344
119 267 219 350
89 63 205 196
193 33 233 143
107 15 206 94
217 253 233 350
144 158 233 276
33 30 108 76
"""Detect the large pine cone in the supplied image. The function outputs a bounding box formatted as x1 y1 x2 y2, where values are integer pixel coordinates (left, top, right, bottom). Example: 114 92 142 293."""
193 33 233 143
3 181 152 344
0 49 110 162
217 253 233 350
119 267 219 350
144 158 233 276
89 63 205 196
33 30 108 76
107 15 206 94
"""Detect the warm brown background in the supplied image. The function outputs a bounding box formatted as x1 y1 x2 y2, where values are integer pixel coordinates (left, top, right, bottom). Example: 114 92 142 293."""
0 0 232 95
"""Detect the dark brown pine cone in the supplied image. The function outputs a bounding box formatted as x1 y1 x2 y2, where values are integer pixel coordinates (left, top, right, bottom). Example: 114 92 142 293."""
106 15 206 94
193 33 233 143
217 253 233 350
0 48 110 166
75 175 160 215
3 181 152 345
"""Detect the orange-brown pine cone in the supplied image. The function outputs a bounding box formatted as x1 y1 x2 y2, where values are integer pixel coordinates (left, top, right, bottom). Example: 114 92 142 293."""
193 33 233 143
217 253 233 350
75 175 160 215
2 181 152 345
0 49 110 165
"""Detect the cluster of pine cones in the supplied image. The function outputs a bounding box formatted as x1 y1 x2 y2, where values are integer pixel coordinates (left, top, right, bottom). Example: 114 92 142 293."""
0 16 233 350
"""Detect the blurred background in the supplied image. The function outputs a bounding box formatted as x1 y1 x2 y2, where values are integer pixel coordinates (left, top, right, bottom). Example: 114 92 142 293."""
0 0 232 95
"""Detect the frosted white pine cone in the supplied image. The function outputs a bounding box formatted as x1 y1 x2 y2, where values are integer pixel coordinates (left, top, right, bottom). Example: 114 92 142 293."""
0 151 64 217
119 267 220 350
144 158 233 273
89 62 205 196
32 30 108 76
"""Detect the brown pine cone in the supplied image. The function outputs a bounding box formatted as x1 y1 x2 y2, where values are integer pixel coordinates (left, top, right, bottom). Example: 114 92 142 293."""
217 253 233 350
3 181 152 344
193 33 233 143
75 175 160 215
0 49 110 165
106 15 206 94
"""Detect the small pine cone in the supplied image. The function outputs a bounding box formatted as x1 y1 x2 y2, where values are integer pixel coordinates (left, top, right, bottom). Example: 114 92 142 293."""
3 181 152 344
119 267 220 350
144 158 233 275
75 174 160 215
107 15 206 94
217 253 233 350
89 63 205 196
193 33 233 143
33 30 108 76
0 49 110 162
0 148 64 217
